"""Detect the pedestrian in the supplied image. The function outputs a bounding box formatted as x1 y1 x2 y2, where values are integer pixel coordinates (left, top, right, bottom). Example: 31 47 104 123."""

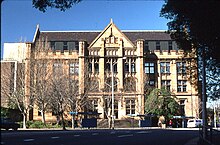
169 120 173 128
158 120 162 128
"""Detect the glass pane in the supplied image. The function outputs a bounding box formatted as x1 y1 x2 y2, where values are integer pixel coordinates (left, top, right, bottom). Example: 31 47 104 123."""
150 67 154 73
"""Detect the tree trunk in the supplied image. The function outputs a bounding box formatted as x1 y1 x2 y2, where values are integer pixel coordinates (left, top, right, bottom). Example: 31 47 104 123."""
41 110 46 125
23 113 27 129
61 112 66 130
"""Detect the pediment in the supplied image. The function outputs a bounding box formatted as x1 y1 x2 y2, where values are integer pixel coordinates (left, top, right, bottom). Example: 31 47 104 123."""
89 20 134 48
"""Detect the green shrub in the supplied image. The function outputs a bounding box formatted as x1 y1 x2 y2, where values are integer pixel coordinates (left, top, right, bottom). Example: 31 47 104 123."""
29 121 46 128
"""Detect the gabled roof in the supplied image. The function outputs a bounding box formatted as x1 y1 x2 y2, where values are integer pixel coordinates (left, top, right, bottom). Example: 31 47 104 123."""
38 31 172 44
88 19 135 48
36 20 172 44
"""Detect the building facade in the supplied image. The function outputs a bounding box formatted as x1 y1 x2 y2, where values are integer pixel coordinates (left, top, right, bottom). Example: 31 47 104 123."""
1 20 200 122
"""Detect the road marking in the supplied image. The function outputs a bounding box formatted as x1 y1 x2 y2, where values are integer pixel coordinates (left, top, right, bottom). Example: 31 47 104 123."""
118 134 133 138
136 131 151 134
92 133 99 136
74 135 81 137
24 139 35 142
51 136 60 139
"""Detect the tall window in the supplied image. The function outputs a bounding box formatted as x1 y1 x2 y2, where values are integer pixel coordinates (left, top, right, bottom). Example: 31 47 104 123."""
105 78 117 92
63 41 68 51
131 58 136 73
94 58 99 73
90 78 99 92
126 99 135 115
177 80 187 92
53 62 63 76
177 62 186 74
88 99 98 113
180 100 185 116
168 41 173 50
124 77 136 92
156 41 160 50
144 41 149 52
145 62 155 74
160 62 170 74
161 80 171 91
50 41 55 51
124 61 129 72
106 58 117 73
69 62 79 75
124 58 136 73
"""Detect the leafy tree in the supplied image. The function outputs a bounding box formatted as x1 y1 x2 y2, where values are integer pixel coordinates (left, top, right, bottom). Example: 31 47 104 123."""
160 0 220 62
145 88 180 121
198 54 220 100
32 0 81 12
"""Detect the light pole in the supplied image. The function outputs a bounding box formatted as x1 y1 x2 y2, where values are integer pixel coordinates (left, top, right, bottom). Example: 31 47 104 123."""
111 58 115 129
110 57 126 129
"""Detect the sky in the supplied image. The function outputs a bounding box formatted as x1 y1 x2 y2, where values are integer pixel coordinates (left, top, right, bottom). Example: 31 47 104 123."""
1 0 169 58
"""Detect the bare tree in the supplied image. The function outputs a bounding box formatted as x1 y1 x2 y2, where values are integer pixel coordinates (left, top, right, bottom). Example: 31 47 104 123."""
1 59 34 129
31 38 54 124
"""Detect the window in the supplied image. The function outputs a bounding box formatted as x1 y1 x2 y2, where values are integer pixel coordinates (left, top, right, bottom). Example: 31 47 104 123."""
124 58 136 73
63 42 68 51
168 41 173 50
94 58 99 73
124 77 136 92
145 62 155 74
180 100 185 116
53 62 63 76
149 80 155 86
160 62 170 74
177 62 186 74
144 41 149 52
113 63 117 73
105 78 117 92
131 58 136 73
74 41 79 50
177 80 187 92
90 78 99 92
126 99 135 115
69 62 79 75
88 99 98 113
50 41 55 50
106 58 117 73
156 41 160 50
124 62 129 72
161 80 171 91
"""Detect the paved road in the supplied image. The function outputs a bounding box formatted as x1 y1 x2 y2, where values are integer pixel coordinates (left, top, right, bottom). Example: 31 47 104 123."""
1 128 199 145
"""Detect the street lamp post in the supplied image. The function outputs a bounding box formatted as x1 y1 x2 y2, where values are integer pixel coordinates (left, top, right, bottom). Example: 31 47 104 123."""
111 58 115 129
110 57 126 129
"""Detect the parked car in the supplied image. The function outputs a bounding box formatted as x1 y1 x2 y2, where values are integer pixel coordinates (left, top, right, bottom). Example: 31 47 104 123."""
187 119 203 128
0 118 20 130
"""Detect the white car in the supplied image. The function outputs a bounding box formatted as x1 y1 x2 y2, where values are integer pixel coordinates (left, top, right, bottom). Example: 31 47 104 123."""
187 119 203 128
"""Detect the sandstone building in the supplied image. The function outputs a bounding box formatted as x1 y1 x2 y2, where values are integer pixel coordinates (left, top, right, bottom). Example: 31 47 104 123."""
1 20 200 123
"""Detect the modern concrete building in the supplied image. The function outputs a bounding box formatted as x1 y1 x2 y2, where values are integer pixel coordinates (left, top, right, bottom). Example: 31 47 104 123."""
1 20 200 123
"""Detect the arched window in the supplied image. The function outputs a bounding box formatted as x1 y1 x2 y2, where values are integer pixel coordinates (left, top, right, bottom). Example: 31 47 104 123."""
124 77 136 92
105 77 118 92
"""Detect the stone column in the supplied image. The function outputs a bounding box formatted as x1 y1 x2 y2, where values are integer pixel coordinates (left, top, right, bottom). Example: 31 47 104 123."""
136 40 144 114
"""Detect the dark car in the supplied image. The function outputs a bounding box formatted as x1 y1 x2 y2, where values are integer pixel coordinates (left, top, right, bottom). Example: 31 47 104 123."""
0 118 20 130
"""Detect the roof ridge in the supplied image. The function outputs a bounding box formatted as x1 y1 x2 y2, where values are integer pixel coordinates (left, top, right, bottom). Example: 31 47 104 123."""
41 30 167 33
